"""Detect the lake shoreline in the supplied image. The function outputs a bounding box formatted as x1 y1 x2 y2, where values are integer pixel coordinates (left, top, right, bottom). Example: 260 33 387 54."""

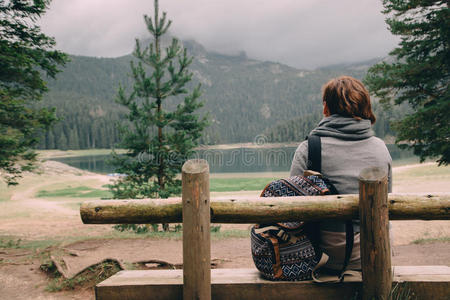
41 144 420 175
36 143 301 160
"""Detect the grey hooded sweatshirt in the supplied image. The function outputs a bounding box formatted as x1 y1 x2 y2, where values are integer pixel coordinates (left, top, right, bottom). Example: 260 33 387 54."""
290 114 392 270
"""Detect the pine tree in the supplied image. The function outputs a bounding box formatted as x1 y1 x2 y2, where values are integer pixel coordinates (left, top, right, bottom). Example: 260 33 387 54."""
0 0 67 185
56 131 68 150
68 128 79 150
364 1 449 165
109 0 207 205
46 131 55 149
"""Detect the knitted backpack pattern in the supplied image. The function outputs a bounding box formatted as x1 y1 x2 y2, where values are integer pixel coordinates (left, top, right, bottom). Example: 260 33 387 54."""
251 175 331 281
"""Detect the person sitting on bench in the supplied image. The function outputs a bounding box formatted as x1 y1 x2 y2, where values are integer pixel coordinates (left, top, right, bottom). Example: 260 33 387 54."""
290 75 392 274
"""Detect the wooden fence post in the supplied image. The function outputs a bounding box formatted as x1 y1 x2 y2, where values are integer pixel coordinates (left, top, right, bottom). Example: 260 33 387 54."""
359 167 392 300
182 159 211 300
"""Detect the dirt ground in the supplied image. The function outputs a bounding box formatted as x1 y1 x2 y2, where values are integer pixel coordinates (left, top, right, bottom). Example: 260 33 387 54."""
0 160 449 299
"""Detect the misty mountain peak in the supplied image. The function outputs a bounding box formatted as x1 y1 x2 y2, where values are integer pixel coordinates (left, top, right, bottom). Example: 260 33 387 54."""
135 35 206 57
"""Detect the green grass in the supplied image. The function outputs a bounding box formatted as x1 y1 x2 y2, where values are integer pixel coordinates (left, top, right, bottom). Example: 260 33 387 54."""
44 260 122 292
46 276 87 292
391 156 422 167
0 237 57 250
36 186 112 198
37 148 127 159
2 227 250 248
141 228 249 240
212 229 250 239
210 177 276 192
111 225 249 240
412 236 450 244
402 164 449 177
394 163 450 182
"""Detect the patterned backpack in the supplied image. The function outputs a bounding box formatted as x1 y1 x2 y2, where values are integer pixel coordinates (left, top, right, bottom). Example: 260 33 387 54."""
250 174 332 280
250 135 354 281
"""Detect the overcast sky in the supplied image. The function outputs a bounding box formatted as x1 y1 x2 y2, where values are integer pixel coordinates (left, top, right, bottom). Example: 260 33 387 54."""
40 0 399 69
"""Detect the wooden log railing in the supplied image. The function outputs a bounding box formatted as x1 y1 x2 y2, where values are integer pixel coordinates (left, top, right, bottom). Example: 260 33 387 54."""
80 159 450 300
181 159 211 300
359 167 391 300
81 194 450 224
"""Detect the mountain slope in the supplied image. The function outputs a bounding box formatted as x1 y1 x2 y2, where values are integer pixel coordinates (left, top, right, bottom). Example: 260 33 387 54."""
39 40 381 149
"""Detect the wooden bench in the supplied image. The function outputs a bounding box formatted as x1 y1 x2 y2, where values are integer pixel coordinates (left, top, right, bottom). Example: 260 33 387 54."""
96 267 450 300
81 159 450 300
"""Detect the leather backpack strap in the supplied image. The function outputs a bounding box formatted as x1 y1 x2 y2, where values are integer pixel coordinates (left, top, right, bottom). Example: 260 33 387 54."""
306 134 322 247
340 221 355 281
307 134 355 282
307 135 321 172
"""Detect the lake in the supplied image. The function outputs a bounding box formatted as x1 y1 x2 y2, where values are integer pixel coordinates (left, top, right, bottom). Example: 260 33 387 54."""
51 145 414 174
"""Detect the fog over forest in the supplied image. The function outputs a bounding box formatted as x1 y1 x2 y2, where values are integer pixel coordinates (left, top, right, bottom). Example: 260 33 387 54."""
40 0 399 69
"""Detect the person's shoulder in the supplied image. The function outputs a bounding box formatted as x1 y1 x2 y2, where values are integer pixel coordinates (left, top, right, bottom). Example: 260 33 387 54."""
367 137 392 160
295 140 308 153
292 140 309 162
368 136 386 144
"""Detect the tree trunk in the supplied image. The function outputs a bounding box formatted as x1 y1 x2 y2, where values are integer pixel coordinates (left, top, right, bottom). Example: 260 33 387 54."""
154 1 168 231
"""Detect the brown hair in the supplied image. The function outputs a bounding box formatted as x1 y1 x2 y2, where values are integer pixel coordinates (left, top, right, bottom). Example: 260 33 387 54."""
322 76 376 124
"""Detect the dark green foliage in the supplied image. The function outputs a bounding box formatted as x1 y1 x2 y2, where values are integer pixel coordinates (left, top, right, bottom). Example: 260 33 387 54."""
113 224 154 234
264 111 322 143
364 1 449 165
264 102 406 143
37 55 382 149
0 0 67 185
109 0 207 201
35 91 125 150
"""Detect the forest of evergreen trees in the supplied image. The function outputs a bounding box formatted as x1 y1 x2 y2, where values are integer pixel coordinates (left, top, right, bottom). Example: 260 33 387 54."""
264 102 405 143
36 39 404 150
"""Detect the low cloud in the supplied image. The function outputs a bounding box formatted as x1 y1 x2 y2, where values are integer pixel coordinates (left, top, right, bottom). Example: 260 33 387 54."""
40 0 398 69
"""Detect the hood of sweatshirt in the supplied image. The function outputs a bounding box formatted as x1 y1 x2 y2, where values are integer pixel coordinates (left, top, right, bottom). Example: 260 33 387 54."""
309 114 374 140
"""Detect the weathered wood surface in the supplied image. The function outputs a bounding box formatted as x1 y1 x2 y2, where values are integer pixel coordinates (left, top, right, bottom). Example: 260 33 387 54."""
95 266 450 300
359 167 391 300
81 193 450 224
181 159 211 300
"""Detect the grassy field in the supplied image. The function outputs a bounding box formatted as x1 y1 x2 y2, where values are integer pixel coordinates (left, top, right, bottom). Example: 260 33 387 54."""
32 177 276 198
34 178 275 196
36 149 127 159
210 177 277 192
27 161 450 197
0 236 57 250
0 225 250 250
395 162 450 178
412 236 450 245
36 186 112 199
391 156 422 166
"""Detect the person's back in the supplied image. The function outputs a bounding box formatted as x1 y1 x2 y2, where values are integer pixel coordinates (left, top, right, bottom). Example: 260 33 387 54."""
289 76 392 272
